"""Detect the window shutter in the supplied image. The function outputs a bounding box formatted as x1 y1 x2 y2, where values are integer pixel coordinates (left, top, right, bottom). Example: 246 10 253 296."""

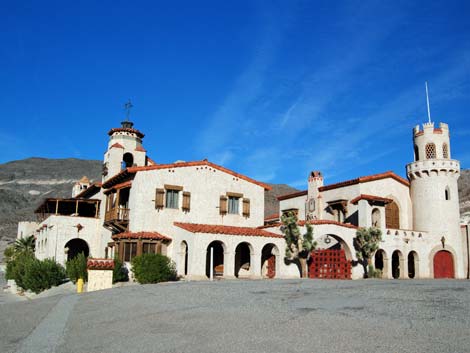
220 196 227 215
155 188 165 209
242 198 250 217
182 191 191 211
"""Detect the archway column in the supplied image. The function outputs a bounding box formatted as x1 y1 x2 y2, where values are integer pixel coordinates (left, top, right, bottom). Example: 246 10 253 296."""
400 256 407 279
251 252 262 278
224 250 236 279
384 255 393 279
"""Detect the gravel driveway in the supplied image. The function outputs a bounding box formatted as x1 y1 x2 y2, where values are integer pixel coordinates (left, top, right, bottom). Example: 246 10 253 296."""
1 279 469 353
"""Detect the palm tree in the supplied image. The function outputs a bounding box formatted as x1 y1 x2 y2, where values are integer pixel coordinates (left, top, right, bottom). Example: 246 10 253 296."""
14 235 36 254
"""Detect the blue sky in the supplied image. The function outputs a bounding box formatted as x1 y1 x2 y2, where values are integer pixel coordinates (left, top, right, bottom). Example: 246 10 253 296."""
1 1 469 187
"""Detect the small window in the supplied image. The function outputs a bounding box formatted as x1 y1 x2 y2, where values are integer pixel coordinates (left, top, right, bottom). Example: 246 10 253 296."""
425 143 436 159
414 145 419 161
165 189 179 209
142 242 156 254
228 196 239 214
445 187 450 201
123 242 137 262
442 143 449 159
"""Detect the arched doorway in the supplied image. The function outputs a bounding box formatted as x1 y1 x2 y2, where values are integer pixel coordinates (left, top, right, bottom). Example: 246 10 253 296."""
309 234 352 279
386 201 400 229
261 244 279 279
235 242 252 278
374 249 387 278
408 251 419 279
433 250 454 278
206 241 225 278
64 238 89 261
392 250 402 279
180 241 188 276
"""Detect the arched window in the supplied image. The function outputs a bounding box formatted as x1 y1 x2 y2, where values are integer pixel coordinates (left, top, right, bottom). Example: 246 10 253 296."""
442 143 449 159
385 201 400 229
445 186 450 201
414 145 419 161
122 153 134 169
371 208 381 227
425 143 436 159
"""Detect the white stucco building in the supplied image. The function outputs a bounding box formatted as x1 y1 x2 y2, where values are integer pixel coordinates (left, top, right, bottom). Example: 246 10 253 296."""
271 122 468 279
19 117 469 280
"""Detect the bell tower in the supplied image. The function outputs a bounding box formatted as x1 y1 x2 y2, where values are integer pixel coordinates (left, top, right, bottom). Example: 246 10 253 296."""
102 102 147 181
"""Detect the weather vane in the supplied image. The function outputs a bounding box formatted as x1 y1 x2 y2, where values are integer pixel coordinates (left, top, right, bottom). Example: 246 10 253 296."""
124 99 133 121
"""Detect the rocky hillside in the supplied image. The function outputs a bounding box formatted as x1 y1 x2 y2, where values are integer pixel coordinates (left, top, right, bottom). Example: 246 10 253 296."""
0 158 102 258
0 158 469 259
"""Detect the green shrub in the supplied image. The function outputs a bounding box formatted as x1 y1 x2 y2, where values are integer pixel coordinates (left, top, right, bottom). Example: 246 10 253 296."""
113 257 129 283
5 253 66 293
22 259 66 294
66 253 88 283
131 253 177 284
368 264 383 279
5 252 35 289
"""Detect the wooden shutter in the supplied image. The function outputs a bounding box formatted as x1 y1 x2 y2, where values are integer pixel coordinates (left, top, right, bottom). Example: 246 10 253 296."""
242 198 250 217
385 201 399 229
155 188 165 209
219 196 227 215
182 191 191 212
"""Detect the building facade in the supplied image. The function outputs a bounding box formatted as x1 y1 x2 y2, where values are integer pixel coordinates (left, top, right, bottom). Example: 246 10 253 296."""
19 118 468 280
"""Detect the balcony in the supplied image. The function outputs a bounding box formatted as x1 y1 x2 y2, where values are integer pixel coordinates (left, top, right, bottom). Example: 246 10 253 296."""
104 207 130 233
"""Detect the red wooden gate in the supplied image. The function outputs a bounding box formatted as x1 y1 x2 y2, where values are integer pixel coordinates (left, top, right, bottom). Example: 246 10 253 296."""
309 249 351 279
433 250 454 278
267 255 276 278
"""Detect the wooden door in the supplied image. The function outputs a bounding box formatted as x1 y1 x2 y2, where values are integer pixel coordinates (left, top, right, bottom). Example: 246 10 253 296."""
267 255 276 278
433 251 454 278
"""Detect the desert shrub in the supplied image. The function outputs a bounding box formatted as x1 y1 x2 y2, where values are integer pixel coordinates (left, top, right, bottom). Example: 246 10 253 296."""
131 253 177 284
5 252 35 289
21 259 66 294
5 253 66 293
66 252 88 283
113 257 129 283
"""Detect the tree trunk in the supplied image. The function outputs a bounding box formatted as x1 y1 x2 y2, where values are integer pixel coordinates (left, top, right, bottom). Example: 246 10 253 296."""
299 258 308 278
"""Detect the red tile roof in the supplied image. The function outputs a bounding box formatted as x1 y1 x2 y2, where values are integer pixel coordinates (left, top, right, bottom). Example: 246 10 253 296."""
264 213 279 221
110 142 124 149
277 190 307 201
135 146 146 152
103 160 271 190
174 222 283 238
111 231 171 241
259 220 358 230
350 194 393 205
319 171 409 192
108 127 144 139
87 258 115 270
104 181 132 194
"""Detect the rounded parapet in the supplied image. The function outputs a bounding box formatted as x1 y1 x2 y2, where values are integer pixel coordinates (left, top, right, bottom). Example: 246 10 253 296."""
406 159 460 179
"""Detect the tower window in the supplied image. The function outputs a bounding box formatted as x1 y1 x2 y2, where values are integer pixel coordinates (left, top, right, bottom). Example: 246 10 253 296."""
122 152 134 169
425 143 436 159
414 145 419 161
445 187 450 201
442 143 449 159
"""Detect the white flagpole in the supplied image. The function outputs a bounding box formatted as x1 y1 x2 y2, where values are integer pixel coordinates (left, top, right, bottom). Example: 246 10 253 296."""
425 81 432 123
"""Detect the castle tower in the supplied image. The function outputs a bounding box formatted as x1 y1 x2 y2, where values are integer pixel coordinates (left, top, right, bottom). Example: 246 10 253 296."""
406 122 462 275
306 171 323 220
102 118 147 181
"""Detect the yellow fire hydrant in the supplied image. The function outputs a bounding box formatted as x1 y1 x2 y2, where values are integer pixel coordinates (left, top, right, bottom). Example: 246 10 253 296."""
77 278 84 294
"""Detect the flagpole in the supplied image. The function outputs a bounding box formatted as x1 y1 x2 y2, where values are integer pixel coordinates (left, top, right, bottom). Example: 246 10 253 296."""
425 81 432 123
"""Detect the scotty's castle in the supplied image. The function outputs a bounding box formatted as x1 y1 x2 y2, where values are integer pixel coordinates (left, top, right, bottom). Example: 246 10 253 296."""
18 112 469 280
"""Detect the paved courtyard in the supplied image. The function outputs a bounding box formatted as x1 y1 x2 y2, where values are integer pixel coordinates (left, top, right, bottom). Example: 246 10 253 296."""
0 279 469 353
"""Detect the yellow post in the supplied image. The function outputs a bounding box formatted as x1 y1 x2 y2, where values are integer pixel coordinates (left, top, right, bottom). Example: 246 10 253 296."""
77 278 84 293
